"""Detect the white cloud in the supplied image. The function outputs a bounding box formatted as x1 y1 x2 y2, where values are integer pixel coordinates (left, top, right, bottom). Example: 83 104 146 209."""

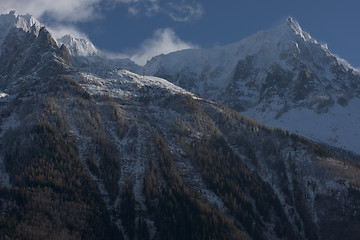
124 28 196 65
0 0 103 23
47 25 89 40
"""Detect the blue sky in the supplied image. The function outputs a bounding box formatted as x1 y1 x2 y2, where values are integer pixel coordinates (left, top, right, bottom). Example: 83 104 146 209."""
1 0 360 67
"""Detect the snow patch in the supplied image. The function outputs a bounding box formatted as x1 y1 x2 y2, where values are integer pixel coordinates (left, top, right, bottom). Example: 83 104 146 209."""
0 93 9 99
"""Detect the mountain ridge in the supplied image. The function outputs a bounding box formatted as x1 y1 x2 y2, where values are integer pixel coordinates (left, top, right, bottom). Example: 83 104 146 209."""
3 10 358 155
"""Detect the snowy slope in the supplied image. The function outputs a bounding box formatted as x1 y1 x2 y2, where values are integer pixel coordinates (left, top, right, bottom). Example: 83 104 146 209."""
78 69 197 100
71 61 360 240
245 98 360 153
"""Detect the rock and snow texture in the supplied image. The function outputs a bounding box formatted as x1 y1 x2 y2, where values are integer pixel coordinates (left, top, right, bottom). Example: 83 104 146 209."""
78 69 197 100
0 10 42 46
143 17 360 154
0 11 101 59
73 67 230 238
144 17 324 90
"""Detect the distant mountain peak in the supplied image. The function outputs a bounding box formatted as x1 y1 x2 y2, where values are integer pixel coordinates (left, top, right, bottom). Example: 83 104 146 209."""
0 11 42 46
0 11 100 58
3 10 41 32
56 34 101 57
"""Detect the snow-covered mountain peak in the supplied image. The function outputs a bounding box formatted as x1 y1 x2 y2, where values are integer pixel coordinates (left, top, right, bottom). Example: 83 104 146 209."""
144 17 323 89
275 17 315 43
0 11 99 57
14 12 41 33
0 11 42 45
56 34 101 57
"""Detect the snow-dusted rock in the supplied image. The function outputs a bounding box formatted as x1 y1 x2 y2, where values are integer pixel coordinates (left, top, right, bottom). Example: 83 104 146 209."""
144 17 360 154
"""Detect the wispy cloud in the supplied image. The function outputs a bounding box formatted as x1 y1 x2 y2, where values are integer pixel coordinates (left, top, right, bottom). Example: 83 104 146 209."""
0 0 204 24
117 0 203 22
47 25 89 40
128 6 140 16
113 0 161 18
109 28 197 65
0 0 103 23
166 2 203 22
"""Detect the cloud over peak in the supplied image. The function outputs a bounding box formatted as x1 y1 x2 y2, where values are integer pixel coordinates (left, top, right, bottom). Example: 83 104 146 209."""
129 28 197 65
107 28 196 65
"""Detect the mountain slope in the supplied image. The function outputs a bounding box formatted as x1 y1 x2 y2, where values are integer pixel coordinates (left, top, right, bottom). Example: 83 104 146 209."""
144 17 360 154
0 12 360 240
0 12 122 239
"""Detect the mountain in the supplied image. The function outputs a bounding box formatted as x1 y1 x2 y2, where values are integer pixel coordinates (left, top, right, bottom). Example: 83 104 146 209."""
56 34 100 57
144 17 360 155
0 11 360 240
0 10 42 47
